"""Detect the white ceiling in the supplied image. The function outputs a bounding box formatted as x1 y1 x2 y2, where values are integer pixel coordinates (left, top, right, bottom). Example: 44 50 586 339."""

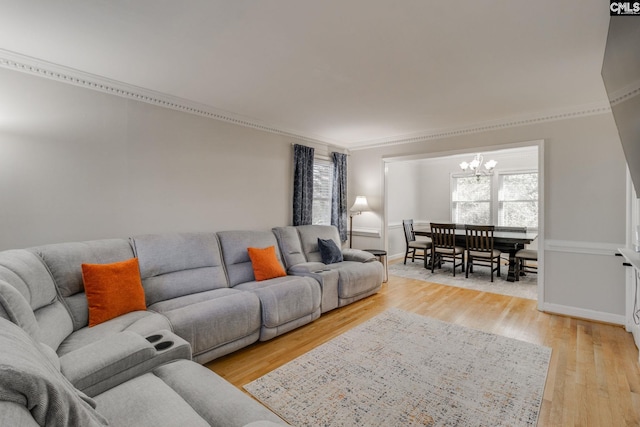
0 0 612 148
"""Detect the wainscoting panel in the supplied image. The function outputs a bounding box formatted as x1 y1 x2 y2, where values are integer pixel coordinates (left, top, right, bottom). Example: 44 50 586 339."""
542 241 626 324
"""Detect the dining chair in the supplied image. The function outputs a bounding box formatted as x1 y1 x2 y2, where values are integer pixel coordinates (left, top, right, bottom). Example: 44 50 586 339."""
515 248 538 281
429 223 464 276
402 219 431 268
464 225 501 282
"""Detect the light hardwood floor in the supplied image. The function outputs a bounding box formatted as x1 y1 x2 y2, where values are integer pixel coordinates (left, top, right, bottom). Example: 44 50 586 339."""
207 272 640 426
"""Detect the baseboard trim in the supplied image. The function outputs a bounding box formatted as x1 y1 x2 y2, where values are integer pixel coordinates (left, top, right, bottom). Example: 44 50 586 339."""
540 302 625 325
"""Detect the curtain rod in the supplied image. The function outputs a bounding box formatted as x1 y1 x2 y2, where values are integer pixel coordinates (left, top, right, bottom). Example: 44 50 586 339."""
290 143 350 156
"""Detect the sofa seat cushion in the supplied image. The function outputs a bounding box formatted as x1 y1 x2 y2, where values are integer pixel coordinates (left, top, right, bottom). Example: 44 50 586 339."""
95 371 210 427
321 261 383 299
94 360 286 426
94 371 210 427
233 276 320 329
56 311 171 357
148 288 261 360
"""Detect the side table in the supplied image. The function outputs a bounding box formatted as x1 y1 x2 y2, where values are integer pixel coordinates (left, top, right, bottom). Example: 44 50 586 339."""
364 249 388 283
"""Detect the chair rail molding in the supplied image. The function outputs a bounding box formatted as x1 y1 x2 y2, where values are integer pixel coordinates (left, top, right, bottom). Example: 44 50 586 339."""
544 239 624 256
350 227 381 238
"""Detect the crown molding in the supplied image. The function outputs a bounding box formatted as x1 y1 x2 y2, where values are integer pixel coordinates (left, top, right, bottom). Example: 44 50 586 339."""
0 49 338 147
607 78 640 106
348 102 612 151
0 49 619 152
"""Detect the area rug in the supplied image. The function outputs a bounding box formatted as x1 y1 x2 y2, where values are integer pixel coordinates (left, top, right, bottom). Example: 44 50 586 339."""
389 260 538 300
245 309 551 427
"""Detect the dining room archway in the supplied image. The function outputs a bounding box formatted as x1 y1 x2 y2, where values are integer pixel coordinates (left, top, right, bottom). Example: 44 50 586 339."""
382 140 544 305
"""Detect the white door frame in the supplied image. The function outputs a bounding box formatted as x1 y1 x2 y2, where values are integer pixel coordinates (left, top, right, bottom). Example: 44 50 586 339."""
380 139 545 309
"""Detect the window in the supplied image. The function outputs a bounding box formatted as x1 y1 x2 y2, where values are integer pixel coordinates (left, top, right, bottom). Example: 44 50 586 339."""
312 159 333 225
452 175 492 225
499 172 538 228
451 171 538 228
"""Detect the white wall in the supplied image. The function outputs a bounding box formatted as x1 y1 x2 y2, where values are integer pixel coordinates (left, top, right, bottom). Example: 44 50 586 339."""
417 158 455 224
385 162 419 256
349 113 628 324
0 67 331 249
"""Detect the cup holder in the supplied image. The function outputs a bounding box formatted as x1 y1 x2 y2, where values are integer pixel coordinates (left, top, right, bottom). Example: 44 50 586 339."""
146 334 163 344
154 341 174 351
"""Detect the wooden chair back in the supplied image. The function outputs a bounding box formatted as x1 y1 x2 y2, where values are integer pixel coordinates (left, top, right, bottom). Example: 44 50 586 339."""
430 223 458 249
465 225 495 253
402 220 416 244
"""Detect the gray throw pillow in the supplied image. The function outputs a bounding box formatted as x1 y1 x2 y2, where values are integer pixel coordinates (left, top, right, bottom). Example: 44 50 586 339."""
317 238 343 264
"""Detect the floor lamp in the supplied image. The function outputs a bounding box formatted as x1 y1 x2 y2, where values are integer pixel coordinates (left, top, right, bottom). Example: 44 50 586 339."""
349 196 370 248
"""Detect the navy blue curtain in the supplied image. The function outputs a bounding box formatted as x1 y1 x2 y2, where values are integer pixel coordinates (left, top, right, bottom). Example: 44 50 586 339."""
293 144 315 226
331 152 348 242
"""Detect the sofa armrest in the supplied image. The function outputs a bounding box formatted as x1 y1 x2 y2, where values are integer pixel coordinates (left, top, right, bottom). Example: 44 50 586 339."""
288 262 328 274
60 330 191 396
287 263 340 313
342 248 376 263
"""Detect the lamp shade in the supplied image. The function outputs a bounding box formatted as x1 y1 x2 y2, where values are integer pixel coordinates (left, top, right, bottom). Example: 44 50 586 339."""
484 159 497 170
350 196 370 213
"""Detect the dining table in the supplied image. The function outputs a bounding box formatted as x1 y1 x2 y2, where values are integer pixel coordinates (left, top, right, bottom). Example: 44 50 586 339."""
413 226 538 282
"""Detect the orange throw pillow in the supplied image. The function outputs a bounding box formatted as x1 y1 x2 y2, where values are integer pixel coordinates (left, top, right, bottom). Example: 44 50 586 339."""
81 258 146 327
247 246 287 281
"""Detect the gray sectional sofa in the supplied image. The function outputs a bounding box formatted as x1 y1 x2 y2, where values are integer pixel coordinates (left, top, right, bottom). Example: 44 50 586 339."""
0 225 383 426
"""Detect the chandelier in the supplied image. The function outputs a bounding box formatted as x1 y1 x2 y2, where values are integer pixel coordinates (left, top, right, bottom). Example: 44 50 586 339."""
459 153 497 181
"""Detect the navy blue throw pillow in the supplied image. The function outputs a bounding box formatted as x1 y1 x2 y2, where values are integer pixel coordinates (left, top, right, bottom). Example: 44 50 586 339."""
318 238 343 264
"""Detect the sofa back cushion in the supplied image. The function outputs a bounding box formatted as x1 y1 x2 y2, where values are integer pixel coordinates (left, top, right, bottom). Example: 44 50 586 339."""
31 239 135 331
0 280 40 339
271 226 308 268
0 249 73 350
217 230 284 287
295 225 343 263
130 232 229 306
